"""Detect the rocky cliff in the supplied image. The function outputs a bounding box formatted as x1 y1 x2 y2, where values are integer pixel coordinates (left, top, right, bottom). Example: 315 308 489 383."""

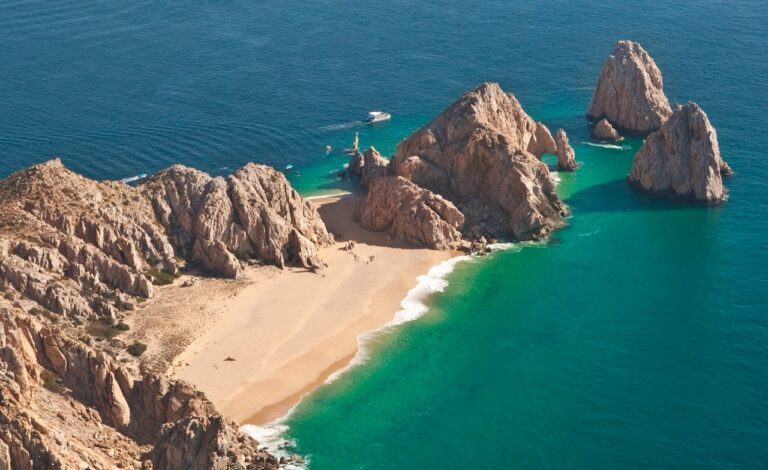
356 82 567 245
0 305 279 469
587 40 672 134
628 102 732 204
0 158 329 468
354 176 464 249
142 163 332 277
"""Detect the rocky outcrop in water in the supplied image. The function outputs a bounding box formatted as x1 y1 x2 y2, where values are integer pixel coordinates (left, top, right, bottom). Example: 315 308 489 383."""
628 102 732 204
587 40 672 133
379 82 567 242
354 176 464 249
592 118 623 141
554 129 578 171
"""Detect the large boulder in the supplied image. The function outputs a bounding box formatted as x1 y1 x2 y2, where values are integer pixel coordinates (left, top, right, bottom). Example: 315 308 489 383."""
592 118 623 142
628 102 732 204
354 176 464 249
587 40 672 133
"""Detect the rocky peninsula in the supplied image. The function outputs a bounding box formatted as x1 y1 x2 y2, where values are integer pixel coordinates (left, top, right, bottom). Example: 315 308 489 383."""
0 159 336 468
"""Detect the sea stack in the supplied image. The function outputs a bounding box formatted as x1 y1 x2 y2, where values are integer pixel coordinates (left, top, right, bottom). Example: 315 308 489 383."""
554 128 578 171
587 40 672 134
353 82 568 246
628 102 732 204
592 118 623 142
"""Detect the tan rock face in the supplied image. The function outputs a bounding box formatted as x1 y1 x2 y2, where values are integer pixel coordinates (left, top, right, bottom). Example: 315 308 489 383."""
142 163 332 276
388 82 567 241
628 102 732 204
0 159 331 323
592 118 623 142
554 129 578 171
354 176 464 249
587 40 672 133
0 307 278 470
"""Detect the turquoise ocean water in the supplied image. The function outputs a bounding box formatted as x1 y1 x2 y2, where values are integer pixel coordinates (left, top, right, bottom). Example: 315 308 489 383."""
2 1 767 468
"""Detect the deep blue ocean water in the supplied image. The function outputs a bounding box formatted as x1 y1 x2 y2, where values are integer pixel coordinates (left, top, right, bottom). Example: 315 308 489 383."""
3 1 767 468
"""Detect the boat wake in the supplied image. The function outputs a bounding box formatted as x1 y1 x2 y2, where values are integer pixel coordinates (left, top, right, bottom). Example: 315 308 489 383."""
317 120 364 131
582 142 631 150
118 173 147 184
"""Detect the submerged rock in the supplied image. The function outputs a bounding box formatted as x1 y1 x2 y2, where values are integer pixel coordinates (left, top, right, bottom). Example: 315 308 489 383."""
628 102 732 204
587 40 672 133
592 118 623 142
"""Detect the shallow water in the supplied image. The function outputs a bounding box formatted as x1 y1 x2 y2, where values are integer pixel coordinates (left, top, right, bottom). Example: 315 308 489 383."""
3 0 768 468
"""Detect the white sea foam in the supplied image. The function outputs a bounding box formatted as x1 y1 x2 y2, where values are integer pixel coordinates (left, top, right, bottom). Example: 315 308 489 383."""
582 142 631 150
324 254 471 383
240 422 307 469
304 191 351 201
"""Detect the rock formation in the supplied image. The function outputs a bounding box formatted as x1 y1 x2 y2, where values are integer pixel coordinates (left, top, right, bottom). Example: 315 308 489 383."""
628 102 732 204
554 129 578 171
142 163 333 277
0 159 331 324
367 82 567 243
0 158 329 468
592 118 623 141
354 176 464 249
587 40 672 133
0 305 279 469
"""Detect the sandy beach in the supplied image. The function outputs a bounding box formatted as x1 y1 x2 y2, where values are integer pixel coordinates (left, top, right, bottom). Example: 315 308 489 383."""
156 194 455 424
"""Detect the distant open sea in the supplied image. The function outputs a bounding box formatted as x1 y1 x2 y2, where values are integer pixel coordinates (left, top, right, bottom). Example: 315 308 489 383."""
3 0 767 468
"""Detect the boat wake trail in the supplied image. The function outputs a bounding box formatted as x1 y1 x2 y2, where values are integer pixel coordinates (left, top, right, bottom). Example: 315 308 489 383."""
582 142 631 150
317 120 364 131
118 173 147 184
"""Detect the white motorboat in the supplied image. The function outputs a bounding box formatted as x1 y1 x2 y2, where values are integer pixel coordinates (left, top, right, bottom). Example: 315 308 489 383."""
364 111 391 123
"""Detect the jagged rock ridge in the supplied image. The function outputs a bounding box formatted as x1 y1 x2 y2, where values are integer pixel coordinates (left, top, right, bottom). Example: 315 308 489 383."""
0 159 331 323
628 102 732 204
587 40 672 133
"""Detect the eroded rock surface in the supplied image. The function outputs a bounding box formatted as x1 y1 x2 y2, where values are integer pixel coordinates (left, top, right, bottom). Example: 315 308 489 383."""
354 176 464 249
592 118 623 141
554 129 578 171
0 159 331 324
0 306 278 469
143 163 332 276
587 40 672 133
628 102 732 204
377 82 567 243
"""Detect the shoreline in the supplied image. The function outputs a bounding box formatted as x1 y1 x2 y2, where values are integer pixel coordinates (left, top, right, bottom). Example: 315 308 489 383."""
171 193 458 425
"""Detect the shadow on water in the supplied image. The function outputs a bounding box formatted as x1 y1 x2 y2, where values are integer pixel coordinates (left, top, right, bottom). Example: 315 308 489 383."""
567 178 708 214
